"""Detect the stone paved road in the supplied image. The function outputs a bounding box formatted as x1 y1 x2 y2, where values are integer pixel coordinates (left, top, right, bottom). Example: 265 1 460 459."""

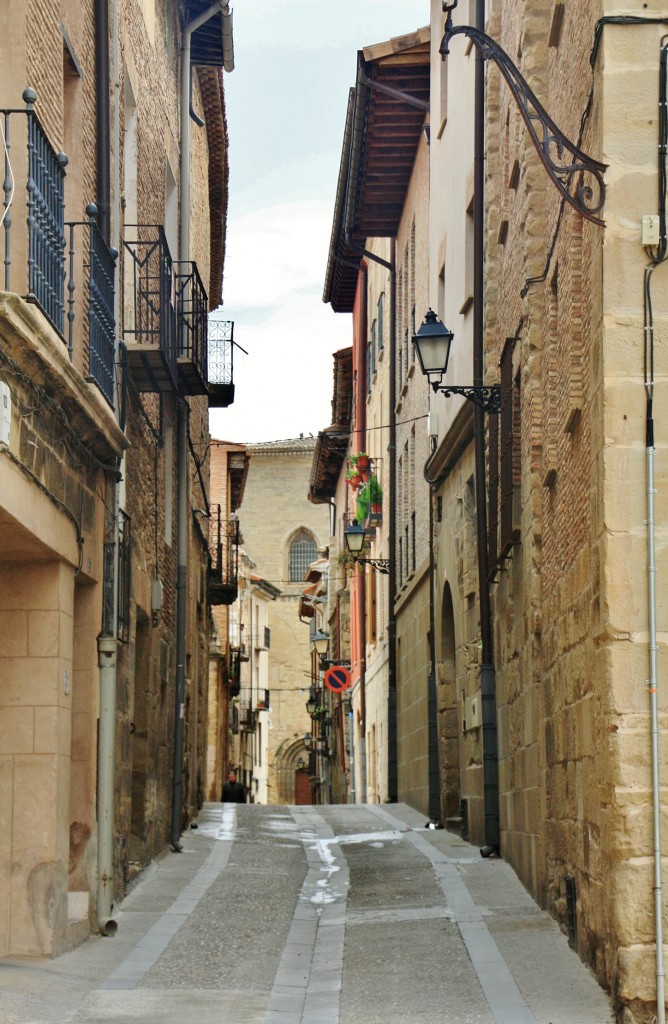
0 803 615 1024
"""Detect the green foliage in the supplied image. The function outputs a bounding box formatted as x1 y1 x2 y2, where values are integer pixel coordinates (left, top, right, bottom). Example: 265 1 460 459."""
356 475 382 522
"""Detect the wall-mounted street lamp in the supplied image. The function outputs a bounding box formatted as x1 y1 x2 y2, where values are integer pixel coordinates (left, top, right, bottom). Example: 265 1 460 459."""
303 732 313 751
296 756 306 770
305 690 318 717
344 520 390 574
413 309 500 414
312 629 330 659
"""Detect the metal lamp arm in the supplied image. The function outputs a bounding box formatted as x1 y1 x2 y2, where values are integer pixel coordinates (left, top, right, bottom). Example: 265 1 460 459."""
440 16 607 226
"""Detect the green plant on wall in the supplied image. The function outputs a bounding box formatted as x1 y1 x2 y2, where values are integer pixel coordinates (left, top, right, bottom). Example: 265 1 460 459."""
356 475 383 523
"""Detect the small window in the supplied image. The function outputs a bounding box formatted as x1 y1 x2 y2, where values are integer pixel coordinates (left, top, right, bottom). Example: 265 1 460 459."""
377 294 385 350
289 533 317 582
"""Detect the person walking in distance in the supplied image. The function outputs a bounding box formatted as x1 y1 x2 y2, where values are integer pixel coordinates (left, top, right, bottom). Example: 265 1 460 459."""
222 770 246 803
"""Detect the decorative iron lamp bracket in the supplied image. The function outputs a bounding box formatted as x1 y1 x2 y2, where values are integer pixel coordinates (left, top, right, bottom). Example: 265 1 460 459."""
441 3 607 226
429 380 501 415
355 558 390 575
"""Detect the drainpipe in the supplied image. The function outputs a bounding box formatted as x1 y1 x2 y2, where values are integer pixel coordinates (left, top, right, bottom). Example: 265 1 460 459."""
94 0 111 243
96 633 118 936
646 397 665 1024
473 0 499 855
387 238 398 802
358 263 367 802
172 0 233 851
95 0 120 937
427 469 441 822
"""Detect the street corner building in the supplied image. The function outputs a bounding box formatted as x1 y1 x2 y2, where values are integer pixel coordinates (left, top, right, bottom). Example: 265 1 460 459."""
0 0 236 957
316 3 668 1022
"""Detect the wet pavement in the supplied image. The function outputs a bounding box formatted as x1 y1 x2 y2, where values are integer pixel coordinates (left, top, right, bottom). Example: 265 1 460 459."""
0 802 615 1024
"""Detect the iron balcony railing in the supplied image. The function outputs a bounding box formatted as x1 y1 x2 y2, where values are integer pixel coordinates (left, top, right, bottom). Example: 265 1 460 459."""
238 701 255 732
2 89 67 333
1 92 118 405
67 204 117 405
207 315 236 407
228 647 241 697
208 506 239 605
175 260 208 395
123 225 177 392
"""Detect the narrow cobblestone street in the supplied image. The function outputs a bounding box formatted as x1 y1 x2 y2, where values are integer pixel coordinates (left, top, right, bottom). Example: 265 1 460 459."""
0 803 615 1024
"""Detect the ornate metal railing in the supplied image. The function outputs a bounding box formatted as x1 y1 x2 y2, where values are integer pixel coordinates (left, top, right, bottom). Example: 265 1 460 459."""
123 225 177 390
228 647 241 696
174 260 208 394
208 506 239 605
66 204 117 405
207 315 239 407
2 89 68 333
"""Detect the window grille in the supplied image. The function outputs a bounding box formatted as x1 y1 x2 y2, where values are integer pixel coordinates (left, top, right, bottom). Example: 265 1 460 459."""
289 534 317 582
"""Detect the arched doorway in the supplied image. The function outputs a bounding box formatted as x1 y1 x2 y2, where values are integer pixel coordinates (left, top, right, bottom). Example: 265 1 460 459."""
294 768 311 805
438 582 461 829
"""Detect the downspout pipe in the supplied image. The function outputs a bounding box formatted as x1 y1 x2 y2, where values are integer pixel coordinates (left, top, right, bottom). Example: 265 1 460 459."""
95 0 111 243
358 263 368 803
473 0 500 854
172 0 232 851
646 402 665 1024
426 461 441 822
95 0 119 937
387 237 398 802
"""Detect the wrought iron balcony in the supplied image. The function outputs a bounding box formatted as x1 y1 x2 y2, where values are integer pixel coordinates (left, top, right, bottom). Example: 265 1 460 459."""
175 261 208 396
208 504 239 605
238 702 255 733
2 89 67 334
123 225 177 393
207 315 236 407
1 92 118 406
67 205 117 406
228 647 241 697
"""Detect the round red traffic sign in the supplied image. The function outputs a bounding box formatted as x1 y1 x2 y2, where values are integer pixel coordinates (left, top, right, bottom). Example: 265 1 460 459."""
324 666 351 693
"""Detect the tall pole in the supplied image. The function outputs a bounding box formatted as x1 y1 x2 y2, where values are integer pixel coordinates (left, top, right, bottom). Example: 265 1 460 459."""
472 0 499 853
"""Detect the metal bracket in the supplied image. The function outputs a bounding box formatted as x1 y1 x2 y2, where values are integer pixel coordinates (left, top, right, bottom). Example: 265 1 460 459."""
355 558 391 575
431 382 501 415
440 14 607 226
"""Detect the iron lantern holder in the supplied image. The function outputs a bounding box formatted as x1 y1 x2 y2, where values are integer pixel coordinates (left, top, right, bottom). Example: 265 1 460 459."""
344 519 391 574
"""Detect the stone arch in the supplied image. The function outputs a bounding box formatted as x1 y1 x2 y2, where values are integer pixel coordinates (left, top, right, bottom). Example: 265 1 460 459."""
438 581 460 828
274 736 312 804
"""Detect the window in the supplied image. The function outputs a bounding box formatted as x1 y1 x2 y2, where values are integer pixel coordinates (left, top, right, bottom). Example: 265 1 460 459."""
368 319 377 391
289 532 317 582
499 340 520 556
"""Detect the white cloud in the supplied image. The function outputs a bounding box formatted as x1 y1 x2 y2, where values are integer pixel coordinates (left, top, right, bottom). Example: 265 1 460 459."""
223 199 333 309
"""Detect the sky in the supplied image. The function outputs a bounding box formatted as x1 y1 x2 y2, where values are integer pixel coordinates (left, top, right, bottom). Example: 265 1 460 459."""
208 0 429 445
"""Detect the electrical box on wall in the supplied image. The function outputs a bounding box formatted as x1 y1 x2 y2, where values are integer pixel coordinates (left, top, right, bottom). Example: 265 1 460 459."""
642 214 660 246
0 381 11 445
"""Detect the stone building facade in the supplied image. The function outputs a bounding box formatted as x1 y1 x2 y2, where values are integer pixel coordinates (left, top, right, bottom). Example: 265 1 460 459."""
206 440 249 803
210 437 329 804
425 1 668 1020
0 0 230 957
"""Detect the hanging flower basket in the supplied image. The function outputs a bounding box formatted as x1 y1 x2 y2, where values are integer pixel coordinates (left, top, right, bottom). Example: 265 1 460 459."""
356 453 370 474
346 471 362 488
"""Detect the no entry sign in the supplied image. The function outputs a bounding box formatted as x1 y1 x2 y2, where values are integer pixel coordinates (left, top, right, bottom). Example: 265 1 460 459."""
324 666 351 693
